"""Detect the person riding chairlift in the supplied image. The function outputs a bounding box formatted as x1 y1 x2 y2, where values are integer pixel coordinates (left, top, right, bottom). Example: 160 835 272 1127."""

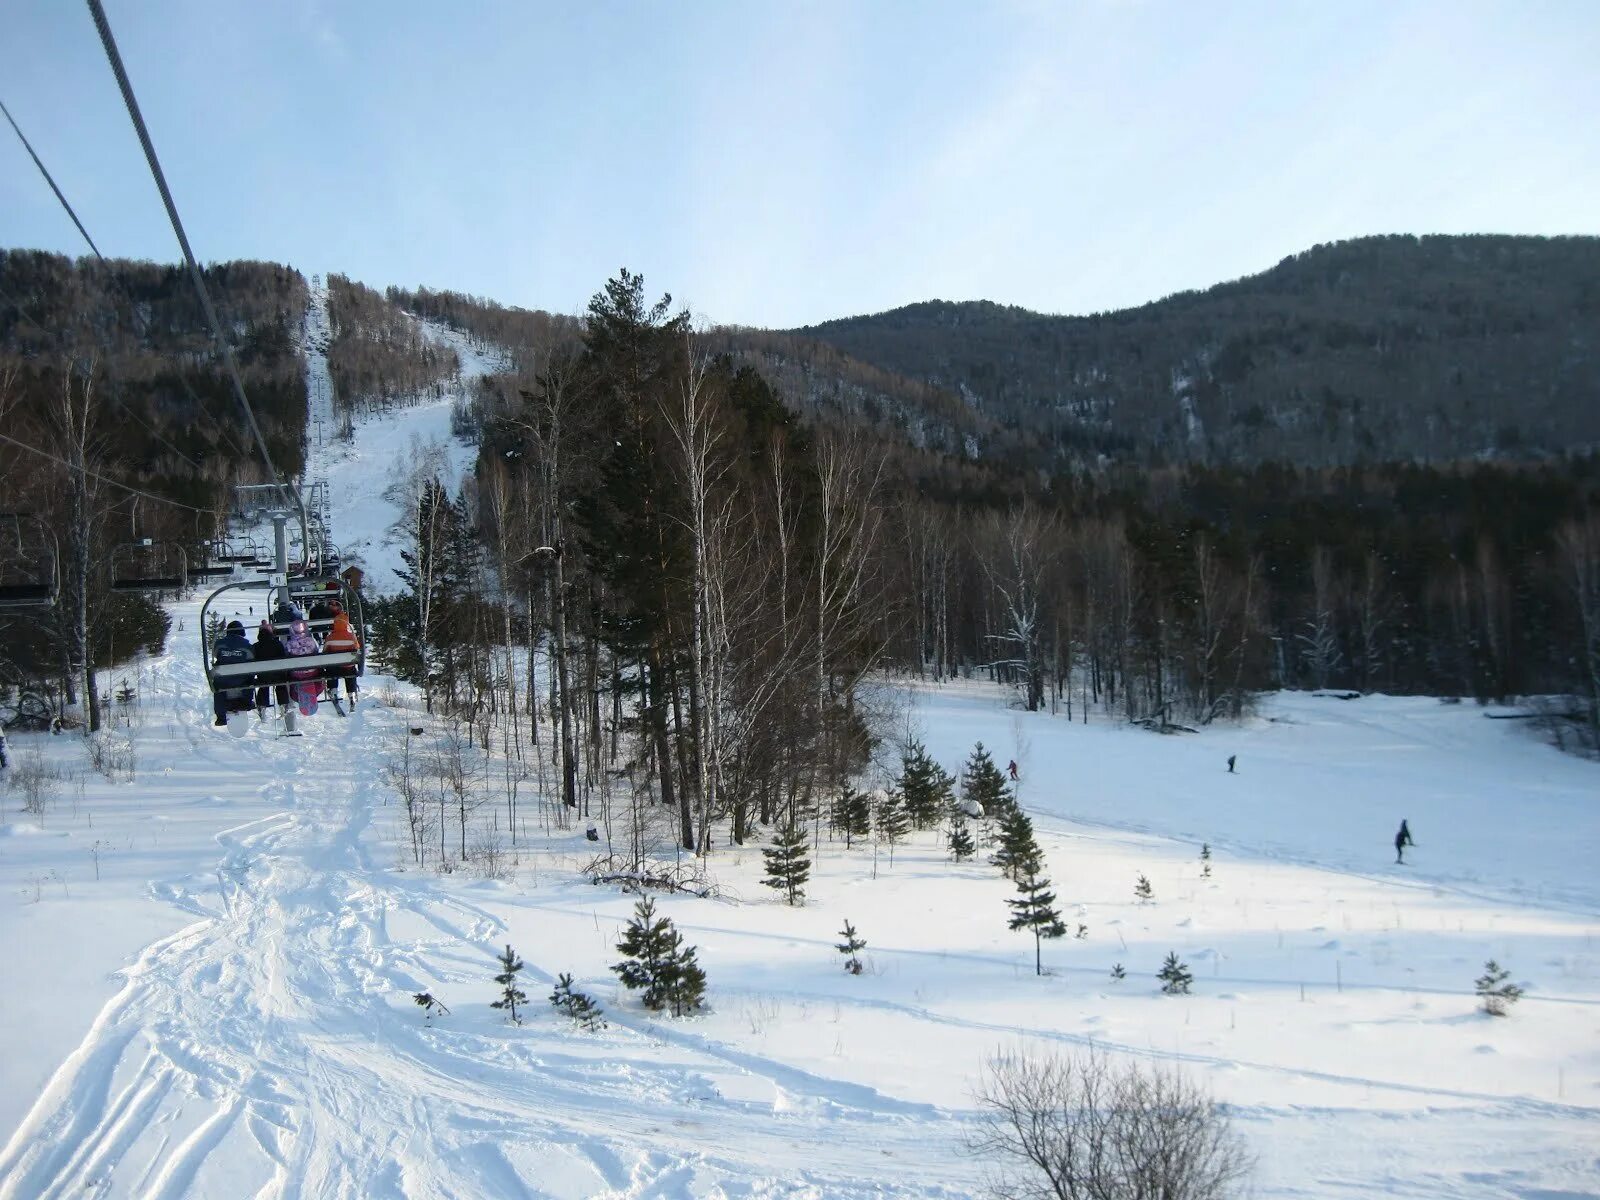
321 607 361 707
212 620 255 726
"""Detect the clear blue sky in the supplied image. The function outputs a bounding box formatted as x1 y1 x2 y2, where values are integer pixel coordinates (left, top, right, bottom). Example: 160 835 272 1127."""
3 1 1596 329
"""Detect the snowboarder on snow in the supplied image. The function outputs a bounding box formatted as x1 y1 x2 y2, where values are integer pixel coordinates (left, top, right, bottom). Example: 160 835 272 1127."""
211 620 255 726
1007 759 1019 781
1394 819 1414 864
1227 754 1236 774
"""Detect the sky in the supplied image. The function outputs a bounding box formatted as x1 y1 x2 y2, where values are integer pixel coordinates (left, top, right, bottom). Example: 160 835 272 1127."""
2 1 1597 329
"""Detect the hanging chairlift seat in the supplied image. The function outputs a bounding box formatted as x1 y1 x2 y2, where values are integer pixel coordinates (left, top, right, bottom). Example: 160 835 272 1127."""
0 515 60 610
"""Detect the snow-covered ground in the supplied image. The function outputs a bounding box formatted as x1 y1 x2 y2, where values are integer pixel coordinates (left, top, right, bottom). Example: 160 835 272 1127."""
303 290 506 594
2 640 1596 1197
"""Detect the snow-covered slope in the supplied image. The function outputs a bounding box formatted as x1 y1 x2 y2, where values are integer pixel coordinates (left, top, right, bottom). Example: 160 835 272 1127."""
303 286 507 594
3 661 1596 1197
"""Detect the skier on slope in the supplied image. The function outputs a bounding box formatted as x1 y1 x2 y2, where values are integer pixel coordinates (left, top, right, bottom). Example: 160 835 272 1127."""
211 620 255 726
1007 759 1019 781
1394 819 1415 864
321 609 361 710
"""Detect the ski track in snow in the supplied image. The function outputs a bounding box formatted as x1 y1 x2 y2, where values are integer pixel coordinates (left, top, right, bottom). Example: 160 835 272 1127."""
0 623 978 1199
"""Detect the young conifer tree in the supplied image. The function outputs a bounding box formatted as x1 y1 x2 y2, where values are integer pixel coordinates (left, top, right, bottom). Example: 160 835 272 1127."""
1008 861 1067 976
549 972 606 1030
875 789 911 866
993 807 1041 882
962 741 1011 820
837 919 867 975
831 783 871 848
1158 951 1193 995
899 739 955 829
1134 873 1154 903
948 813 976 862
762 817 812 905
1475 960 1523 1016
490 943 528 1024
613 897 707 1015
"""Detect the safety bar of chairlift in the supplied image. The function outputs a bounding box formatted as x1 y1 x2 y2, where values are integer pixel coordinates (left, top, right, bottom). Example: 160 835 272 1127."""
0 583 55 608
209 652 360 691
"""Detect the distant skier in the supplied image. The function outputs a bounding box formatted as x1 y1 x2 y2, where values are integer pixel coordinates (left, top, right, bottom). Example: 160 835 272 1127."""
211 620 255 726
1007 759 1019 781
1394 819 1414 864
1227 754 1236 774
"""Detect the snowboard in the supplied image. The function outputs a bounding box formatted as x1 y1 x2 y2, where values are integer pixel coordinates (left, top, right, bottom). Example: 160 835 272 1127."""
292 680 322 717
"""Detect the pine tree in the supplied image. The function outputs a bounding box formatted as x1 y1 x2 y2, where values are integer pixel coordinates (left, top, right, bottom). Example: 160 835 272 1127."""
831 784 871 848
612 897 707 1016
1110 962 1126 981
761 817 812 905
899 739 955 829
1200 843 1212 879
875 789 910 866
948 814 976 862
1475 960 1523 1016
1008 861 1067 976
1074 923 1089 940
993 807 1041 882
490 943 528 1023
1158 951 1193 995
961 741 1011 820
549 972 606 1030
837 919 867 975
1134 873 1154 903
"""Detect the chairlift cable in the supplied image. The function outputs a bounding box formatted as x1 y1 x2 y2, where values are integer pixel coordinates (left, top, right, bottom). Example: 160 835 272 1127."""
0 96 104 259
85 0 302 527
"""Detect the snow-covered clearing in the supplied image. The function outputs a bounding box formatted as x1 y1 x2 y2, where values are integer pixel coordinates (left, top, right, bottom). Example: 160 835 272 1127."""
2 632 1596 1197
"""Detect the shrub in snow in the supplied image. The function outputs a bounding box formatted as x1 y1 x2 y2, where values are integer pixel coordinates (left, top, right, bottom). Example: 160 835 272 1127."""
1134 874 1154 903
1158 951 1193 995
1200 843 1212 878
1074 923 1089 940
1008 862 1067 976
837 919 867 975
970 1046 1253 1200
761 817 811 905
1475 960 1523 1016
612 897 706 1016
549 972 606 1030
413 991 451 1020
948 814 976 862
490 943 528 1024
1110 962 1126 981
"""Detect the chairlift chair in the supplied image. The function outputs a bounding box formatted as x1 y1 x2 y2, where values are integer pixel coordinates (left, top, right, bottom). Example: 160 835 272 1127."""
110 540 189 593
0 514 59 609
201 578 365 713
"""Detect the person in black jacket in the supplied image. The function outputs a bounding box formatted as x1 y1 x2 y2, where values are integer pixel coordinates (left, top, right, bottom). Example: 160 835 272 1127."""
252 619 291 715
212 621 255 726
1394 819 1415 864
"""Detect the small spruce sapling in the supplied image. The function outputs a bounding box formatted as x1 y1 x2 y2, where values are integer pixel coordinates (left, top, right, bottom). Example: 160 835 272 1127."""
837 919 867 975
948 814 976 862
831 784 871 848
761 817 812 905
875 789 910 866
962 742 1012 828
549 972 606 1030
490 943 528 1024
612 897 708 1016
1110 962 1126 981
1134 873 1154 903
413 991 451 1020
1008 861 1067 976
994 807 1041 882
1158 951 1193 995
1475 960 1523 1016
1200 843 1212 879
1074 923 1089 940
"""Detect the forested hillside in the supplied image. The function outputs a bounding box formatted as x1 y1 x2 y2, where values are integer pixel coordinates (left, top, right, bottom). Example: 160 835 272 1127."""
755 234 1600 469
0 250 308 728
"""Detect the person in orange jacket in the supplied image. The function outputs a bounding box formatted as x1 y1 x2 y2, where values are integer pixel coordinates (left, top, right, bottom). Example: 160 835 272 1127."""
322 609 361 707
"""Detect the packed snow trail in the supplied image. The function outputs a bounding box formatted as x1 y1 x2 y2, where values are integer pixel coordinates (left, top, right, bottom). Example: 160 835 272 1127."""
0 632 977 1199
